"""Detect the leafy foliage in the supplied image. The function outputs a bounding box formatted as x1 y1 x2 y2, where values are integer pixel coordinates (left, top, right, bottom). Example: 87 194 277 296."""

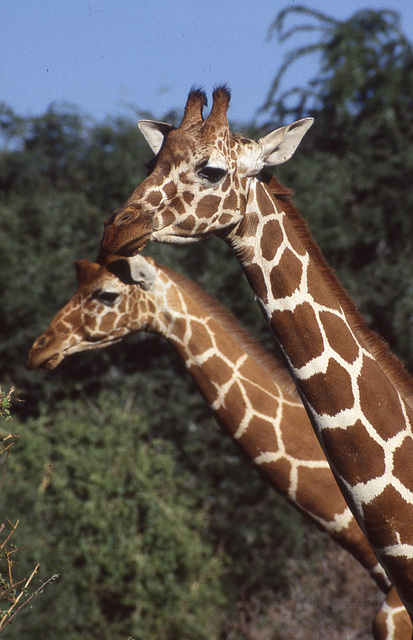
4 394 227 639
264 7 411 121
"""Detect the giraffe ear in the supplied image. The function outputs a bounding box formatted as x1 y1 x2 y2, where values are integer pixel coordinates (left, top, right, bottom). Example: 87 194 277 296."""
137 120 175 155
258 118 314 167
126 255 157 290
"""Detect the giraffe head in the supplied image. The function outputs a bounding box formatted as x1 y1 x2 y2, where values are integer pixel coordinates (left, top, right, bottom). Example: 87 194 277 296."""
99 86 313 258
26 255 159 370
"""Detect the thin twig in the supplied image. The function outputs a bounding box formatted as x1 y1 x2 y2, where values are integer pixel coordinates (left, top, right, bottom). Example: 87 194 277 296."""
0 577 26 600
0 572 59 630
0 519 19 550
0 435 19 493
5 563 40 617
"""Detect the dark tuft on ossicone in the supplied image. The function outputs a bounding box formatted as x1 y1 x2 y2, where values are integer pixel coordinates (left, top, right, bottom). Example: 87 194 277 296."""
180 86 208 129
212 84 231 102
188 85 208 107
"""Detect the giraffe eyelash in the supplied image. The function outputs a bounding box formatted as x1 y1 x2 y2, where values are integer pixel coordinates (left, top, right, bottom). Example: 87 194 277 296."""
197 166 227 183
195 159 227 184
91 289 120 306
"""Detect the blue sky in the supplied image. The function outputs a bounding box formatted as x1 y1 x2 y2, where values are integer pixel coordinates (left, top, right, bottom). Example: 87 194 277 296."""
3 1 413 126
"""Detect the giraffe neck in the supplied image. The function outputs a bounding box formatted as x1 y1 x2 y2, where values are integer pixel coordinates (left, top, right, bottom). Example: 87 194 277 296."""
225 175 413 610
227 175 413 442
135 265 391 588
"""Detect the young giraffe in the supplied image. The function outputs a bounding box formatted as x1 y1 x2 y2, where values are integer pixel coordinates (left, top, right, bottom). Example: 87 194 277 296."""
99 87 413 629
27 254 410 640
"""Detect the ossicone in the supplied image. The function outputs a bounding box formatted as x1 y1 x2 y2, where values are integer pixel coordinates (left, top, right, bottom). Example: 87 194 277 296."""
180 87 208 129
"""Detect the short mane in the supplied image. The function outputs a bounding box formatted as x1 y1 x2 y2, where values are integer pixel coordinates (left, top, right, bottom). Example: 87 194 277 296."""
264 174 413 409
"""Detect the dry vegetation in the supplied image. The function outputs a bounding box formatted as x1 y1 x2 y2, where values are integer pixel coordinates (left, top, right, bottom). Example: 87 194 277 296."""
0 387 57 633
226 533 382 640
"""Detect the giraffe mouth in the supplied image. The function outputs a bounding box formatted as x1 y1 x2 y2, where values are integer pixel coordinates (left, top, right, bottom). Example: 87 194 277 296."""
99 234 150 261
26 351 63 371
118 234 151 256
27 335 125 371
43 354 62 370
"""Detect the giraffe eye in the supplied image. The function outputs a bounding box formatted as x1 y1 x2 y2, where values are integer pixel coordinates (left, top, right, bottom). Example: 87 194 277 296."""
92 290 119 306
197 166 227 184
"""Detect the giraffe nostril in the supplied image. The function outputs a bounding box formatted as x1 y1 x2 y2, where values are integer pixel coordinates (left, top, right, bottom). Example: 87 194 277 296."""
36 336 47 349
116 209 133 224
107 207 134 227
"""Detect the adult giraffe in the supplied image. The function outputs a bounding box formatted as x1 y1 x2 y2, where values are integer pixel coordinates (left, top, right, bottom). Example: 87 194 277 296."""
27 253 410 639
99 87 413 628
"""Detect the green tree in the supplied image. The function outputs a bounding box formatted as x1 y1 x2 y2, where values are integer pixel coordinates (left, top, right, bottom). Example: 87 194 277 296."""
264 7 412 124
4 393 228 640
